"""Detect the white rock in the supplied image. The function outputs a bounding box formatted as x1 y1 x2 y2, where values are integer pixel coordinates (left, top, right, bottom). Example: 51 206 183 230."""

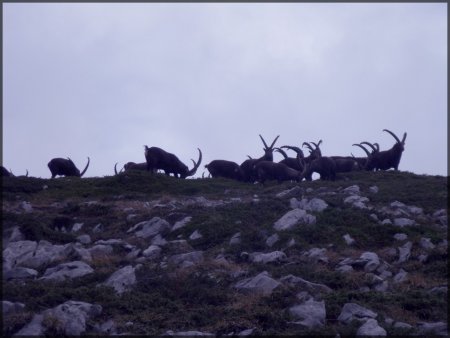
189 230 203 240
229 232 241 245
249 251 286 264
343 185 360 194
103 265 139 294
142 245 161 259
234 271 281 296
393 218 415 227
266 234 280 247
356 318 387 336
71 222 84 232
172 216 193 231
343 234 355 245
128 217 171 238
289 299 326 329
40 261 94 282
273 209 316 231
338 303 377 324
393 233 408 241
419 237 435 250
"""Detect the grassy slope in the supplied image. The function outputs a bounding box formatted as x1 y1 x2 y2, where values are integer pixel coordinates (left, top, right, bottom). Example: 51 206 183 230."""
1 170 448 335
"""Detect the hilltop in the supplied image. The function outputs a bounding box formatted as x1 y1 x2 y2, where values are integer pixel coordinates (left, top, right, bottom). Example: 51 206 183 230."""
1 170 448 336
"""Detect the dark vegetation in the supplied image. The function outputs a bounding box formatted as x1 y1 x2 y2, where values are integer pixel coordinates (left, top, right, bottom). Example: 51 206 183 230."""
1 170 448 335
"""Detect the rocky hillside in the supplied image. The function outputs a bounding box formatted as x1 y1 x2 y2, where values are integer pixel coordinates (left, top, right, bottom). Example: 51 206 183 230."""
2 170 448 336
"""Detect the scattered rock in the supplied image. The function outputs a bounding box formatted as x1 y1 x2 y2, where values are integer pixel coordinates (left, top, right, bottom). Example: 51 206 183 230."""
290 197 328 212
189 230 203 240
369 186 379 194
229 232 241 245
356 318 387 336
337 303 377 324
40 261 94 282
4 267 38 281
76 234 91 245
393 233 408 241
419 237 435 250
397 241 413 264
172 216 193 232
273 209 316 231
344 195 369 209
416 321 448 336
71 222 84 232
289 299 326 329
142 245 162 259
128 217 171 239
249 251 286 264
20 201 33 213
343 185 360 195
276 186 302 198
393 268 409 284
302 248 328 264
393 218 415 227
266 233 279 247
234 271 281 296
343 234 355 245
103 265 140 294
169 251 204 267
280 275 332 294
2 301 25 316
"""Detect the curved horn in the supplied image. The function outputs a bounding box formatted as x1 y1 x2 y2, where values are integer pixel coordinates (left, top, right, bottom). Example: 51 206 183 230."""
274 147 288 159
383 129 401 144
114 163 119 175
247 155 253 160
259 134 269 149
25 170 29 177
281 146 305 158
311 140 322 149
360 141 378 153
302 142 314 151
187 148 202 177
80 157 90 177
352 144 370 157
269 135 280 149
401 132 407 144
373 143 380 151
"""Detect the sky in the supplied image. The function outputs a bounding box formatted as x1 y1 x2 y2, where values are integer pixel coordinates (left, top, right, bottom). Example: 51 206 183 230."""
2 3 447 178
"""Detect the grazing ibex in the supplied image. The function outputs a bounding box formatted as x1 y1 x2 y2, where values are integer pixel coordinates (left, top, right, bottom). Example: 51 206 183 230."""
144 146 202 178
254 160 303 183
1 166 28 177
114 162 149 175
48 157 90 178
240 134 280 182
1 166 12 177
205 160 243 181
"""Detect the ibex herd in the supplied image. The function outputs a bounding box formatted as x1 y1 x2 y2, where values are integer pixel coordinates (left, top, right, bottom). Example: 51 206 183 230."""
1 129 407 183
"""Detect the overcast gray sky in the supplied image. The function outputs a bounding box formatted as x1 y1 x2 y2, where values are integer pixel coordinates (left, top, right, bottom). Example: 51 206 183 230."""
3 3 447 178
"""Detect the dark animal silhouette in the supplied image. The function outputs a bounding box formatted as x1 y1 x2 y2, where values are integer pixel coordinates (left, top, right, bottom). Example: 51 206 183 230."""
254 160 303 183
240 134 280 182
48 157 90 178
205 160 243 181
144 146 202 178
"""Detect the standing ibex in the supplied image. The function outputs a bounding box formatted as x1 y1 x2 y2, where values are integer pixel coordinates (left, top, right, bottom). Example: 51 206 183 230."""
374 129 407 171
205 160 244 181
144 146 202 178
48 157 90 178
300 140 337 181
275 146 305 171
240 134 280 182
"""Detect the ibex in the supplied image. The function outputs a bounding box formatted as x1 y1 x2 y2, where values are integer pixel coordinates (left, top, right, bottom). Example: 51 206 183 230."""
254 160 303 183
300 140 336 181
114 162 149 175
374 129 407 171
144 146 202 178
48 157 90 178
205 160 244 181
301 156 336 181
240 134 280 182
1 166 29 177
330 156 360 173
275 146 304 171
